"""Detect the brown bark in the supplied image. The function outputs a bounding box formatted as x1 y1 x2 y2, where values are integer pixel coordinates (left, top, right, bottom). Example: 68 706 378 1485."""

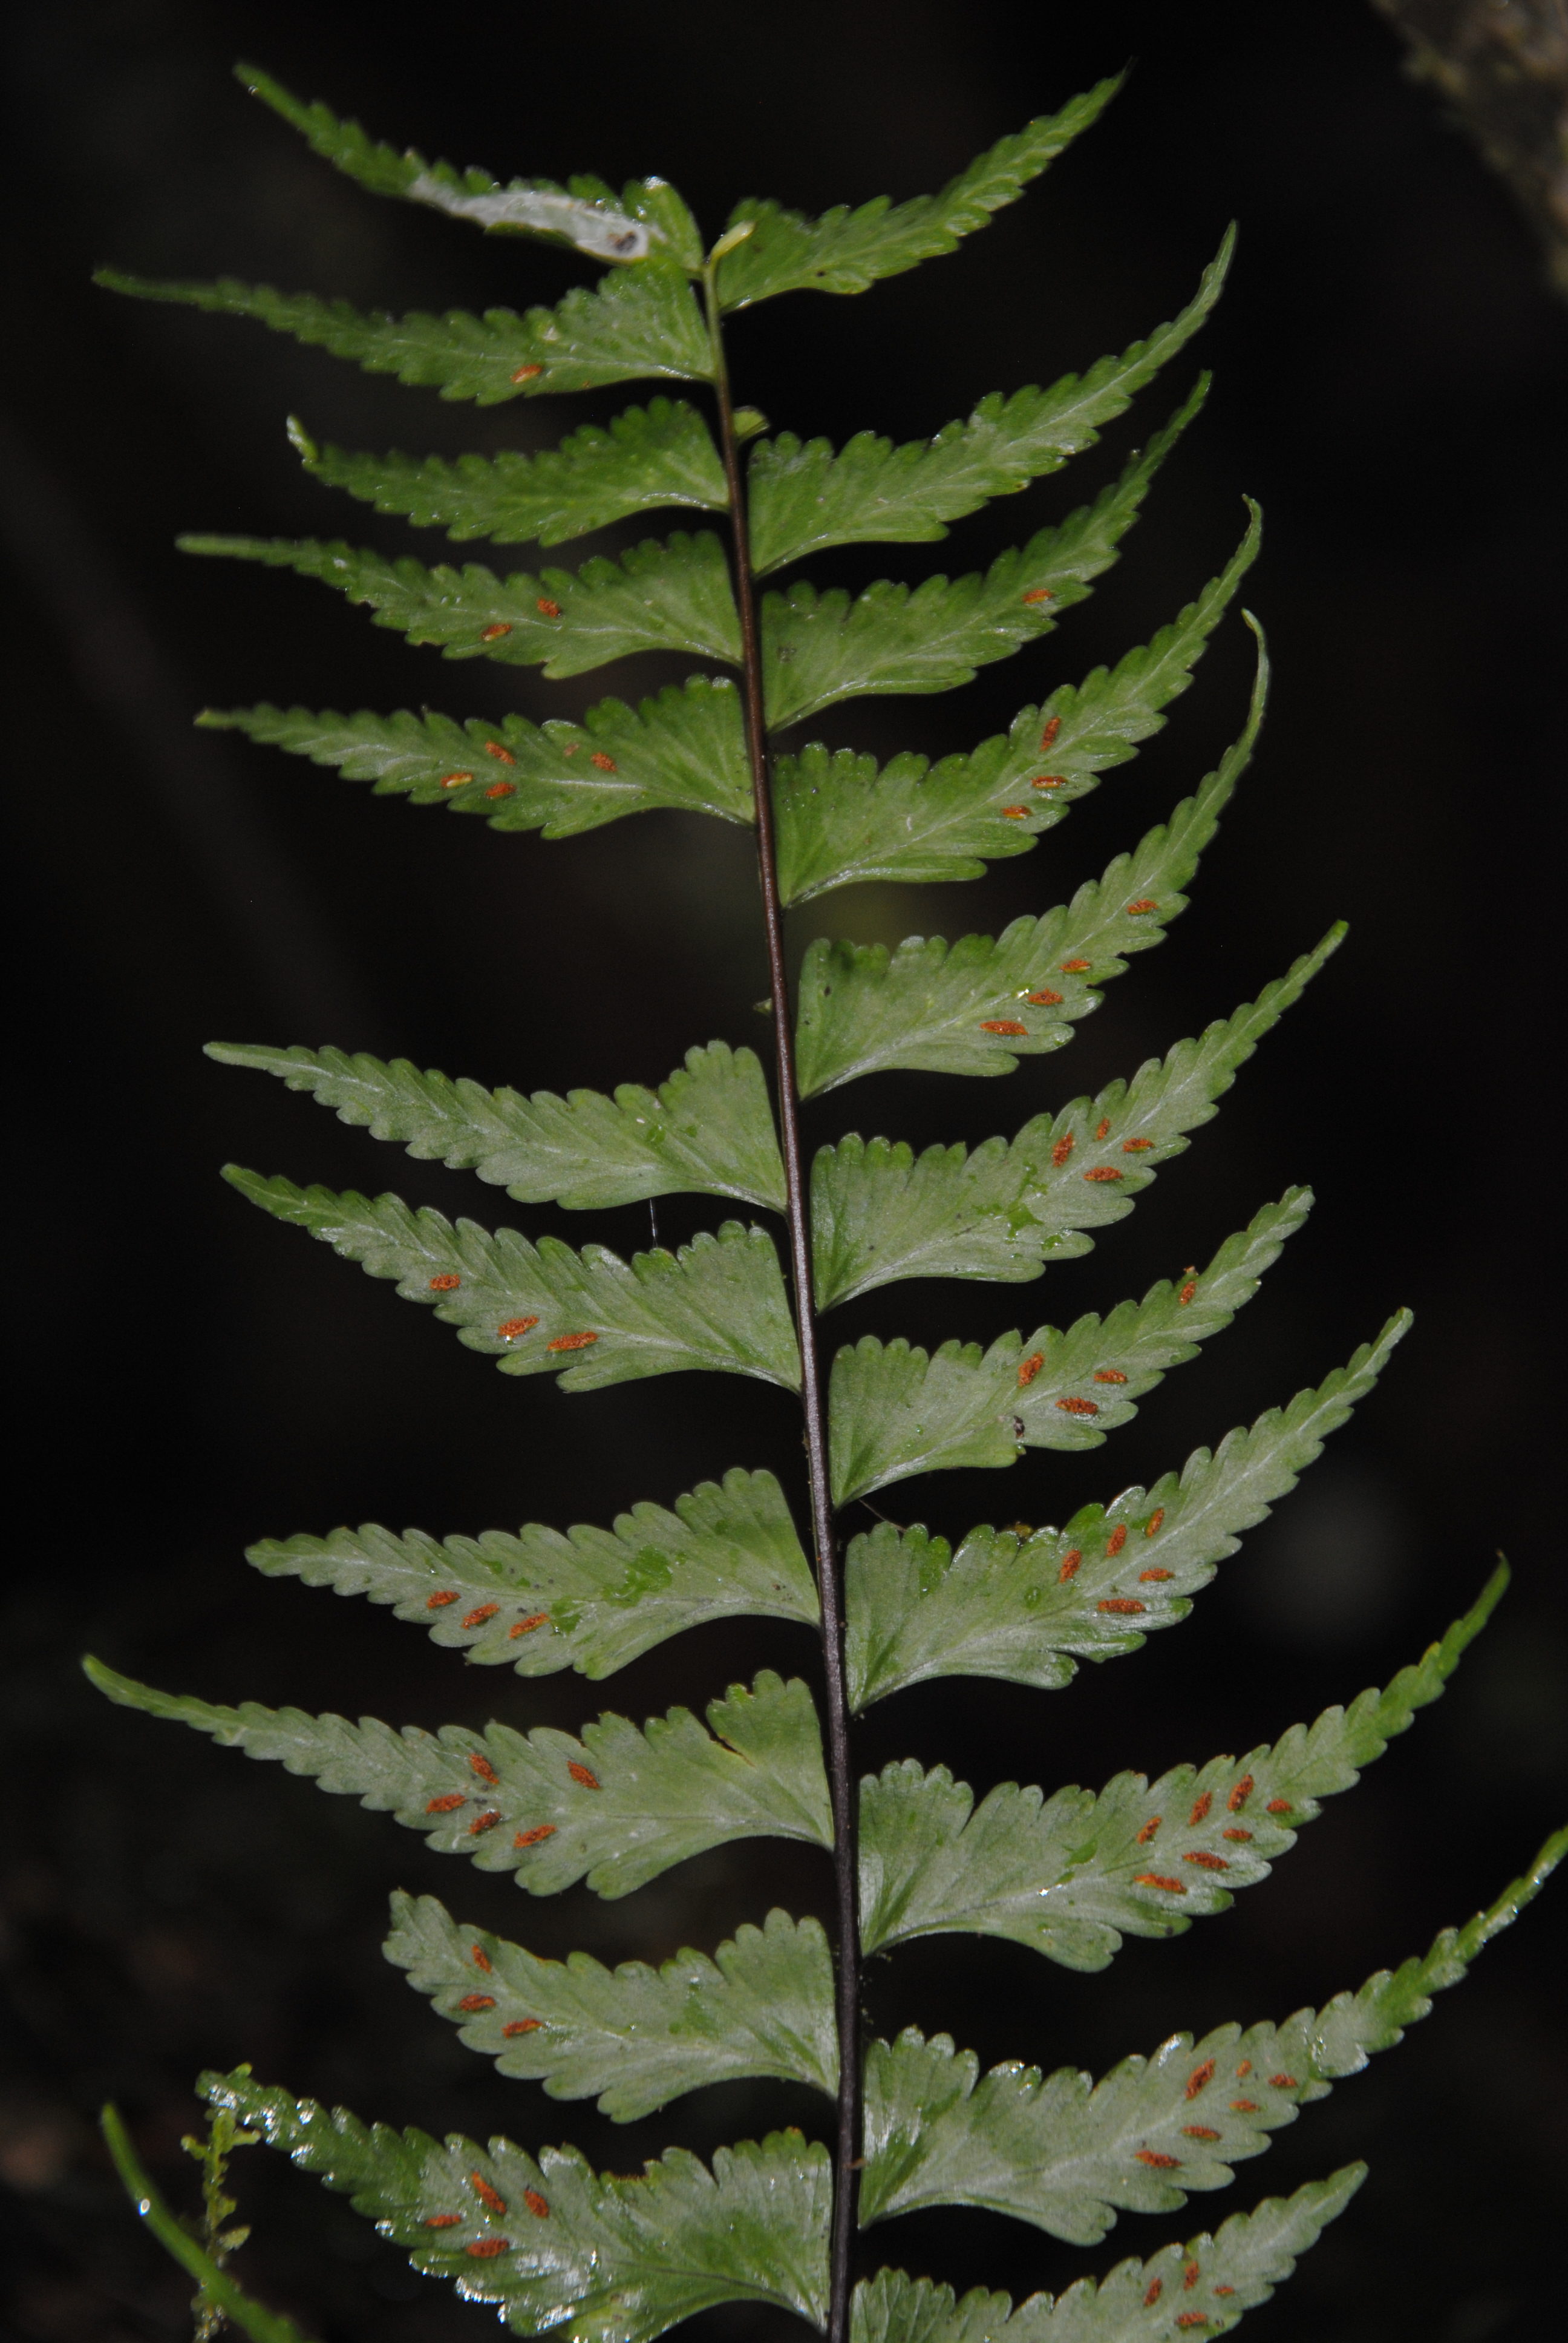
1372 0 1568 293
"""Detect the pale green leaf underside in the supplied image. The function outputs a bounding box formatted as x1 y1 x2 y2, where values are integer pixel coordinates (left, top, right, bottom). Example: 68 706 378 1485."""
851 2170 1363 2343
812 934 1334 1309
856 1570 1505 1963
94 266 713 402
299 397 727 549
748 237 1230 573
828 1191 1307 1506
761 386 1203 731
775 511 1258 905
857 1830 1564 2242
178 529 740 681
200 673 751 837
203 2068 830 2343
844 1314 1408 1707
85 1662 832 1901
795 648 1261 1096
387 1893 838 2120
208 1038 785 1213
248 1466 817 1683
716 81 1121 309
224 1170 800 1392
240 65 698 269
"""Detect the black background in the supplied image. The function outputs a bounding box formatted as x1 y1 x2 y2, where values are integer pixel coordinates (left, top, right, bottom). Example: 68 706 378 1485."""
2 4 1565 2341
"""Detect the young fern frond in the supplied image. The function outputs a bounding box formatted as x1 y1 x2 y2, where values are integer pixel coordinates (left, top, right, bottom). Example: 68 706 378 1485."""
91 60 1560 2343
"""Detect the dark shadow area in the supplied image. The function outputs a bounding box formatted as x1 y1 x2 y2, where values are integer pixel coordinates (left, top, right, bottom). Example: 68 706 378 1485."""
2 4 1564 2341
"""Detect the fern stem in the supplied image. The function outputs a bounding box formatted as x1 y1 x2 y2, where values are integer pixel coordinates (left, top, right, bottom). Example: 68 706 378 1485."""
704 255 861 2342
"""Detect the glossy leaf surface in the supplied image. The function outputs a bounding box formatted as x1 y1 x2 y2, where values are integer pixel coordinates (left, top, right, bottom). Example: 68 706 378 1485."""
858 1831 1564 2240
849 2171 1363 2343
224 1171 800 1392
856 1572 1504 1962
94 266 713 401
716 84 1120 308
388 1894 837 2119
844 1315 1408 1706
795 649 1261 1094
748 238 1230 572
210 1039 785 1213
811 933 1333 1308
828 1192 1308 1504
241 65 699 267
204 2069 831 2343
774 511 1257 903
203 675 751 837
249 1467 816 1682
297 399 726 548
178 529 740 679
87 1663 832 1901
760 388 1203 729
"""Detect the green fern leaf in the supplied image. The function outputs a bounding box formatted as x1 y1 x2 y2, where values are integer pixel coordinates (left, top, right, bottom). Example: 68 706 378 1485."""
795 653 1261 1096
812 933 1334 1309
716 83 1121 309
829 1192 1305 1505
178 530 740 679
761 386 1204 730
294 398 726 548
851 2169 1365 2343
774 512 1258 904
85 1662 832 1900
94 266 713 401
857 1569 1505 1963
844 1315 1408 1706
387 1894 837 2120
749 238 1230 573
223 1171 799 1391
859 1829 1564 2240
200 673 750 837
239 65 701 269
208 1039 785 1213
203 2068 830 2342
247 1467 816 1682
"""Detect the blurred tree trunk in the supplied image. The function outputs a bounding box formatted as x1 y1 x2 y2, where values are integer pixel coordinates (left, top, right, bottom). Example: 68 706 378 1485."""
1372 0 1568 293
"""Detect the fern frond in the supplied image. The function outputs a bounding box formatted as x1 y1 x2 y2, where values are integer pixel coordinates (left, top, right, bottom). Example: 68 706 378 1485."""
812 933 1334 1309
795 652 1261 1095
387 1894 837 2119
761 385 1204 730
749 238 1231 573
295 399 725 549
828 1192 1306 1505
774 512 1259 903
239 65 701 269
208 1038 785 1213
200 673 750 837
843 1315 1408 1706
223 1171 800 1392
178 530 740 680
85 1662 832 1900
715 83 1121 309
247 1467 816 1682
858 1829 1564 2240
856 1570 1506 1962
851 2169 1364 2343
203 2068 830 2343
94 267 712 400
